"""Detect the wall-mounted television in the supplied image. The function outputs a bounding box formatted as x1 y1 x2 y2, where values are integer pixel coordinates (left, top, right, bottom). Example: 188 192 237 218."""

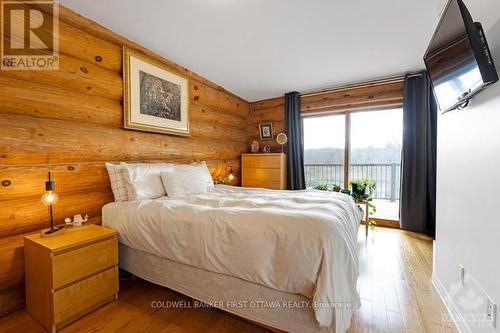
424 0 498 113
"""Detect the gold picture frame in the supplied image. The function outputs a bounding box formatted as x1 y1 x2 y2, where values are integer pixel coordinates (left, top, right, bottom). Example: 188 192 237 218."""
123 47 190 136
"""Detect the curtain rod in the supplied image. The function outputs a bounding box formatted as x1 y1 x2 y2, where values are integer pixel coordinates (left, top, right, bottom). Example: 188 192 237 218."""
299 71 423 98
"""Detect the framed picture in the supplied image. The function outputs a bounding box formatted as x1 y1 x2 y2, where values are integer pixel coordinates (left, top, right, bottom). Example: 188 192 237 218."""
259 123 273 140
123 47 190 136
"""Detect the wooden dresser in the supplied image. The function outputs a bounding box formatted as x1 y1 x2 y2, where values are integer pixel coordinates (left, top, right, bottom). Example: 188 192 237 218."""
241 153 287 190
24 224 118 333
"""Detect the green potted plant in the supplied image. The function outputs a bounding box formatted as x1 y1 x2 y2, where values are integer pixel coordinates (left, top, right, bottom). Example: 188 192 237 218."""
311 181 342 192
347 179 378 229
348 179 375 202
311 180 331 191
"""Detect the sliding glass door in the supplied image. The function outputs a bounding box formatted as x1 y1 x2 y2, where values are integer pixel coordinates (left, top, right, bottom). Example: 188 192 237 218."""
350 109 402 220
303 108 403 221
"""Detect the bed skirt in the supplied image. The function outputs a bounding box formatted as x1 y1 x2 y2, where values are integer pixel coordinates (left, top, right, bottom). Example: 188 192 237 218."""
119 244 335 333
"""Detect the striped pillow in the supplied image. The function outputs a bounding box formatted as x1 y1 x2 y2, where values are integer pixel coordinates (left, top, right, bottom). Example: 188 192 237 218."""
105 162 129 202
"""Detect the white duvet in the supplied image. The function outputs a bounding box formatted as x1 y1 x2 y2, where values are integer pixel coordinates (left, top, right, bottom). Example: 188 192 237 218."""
102 185 362 332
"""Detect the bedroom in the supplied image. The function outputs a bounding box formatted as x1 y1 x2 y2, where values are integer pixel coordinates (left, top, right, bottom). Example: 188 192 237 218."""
0 0 499 332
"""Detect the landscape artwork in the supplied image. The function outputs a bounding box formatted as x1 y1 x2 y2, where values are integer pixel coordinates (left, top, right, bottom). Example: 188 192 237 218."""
140 71 181 121
123 47 190 136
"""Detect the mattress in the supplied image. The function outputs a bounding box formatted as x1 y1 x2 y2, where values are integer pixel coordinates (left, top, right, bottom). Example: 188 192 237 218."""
102 185 362 332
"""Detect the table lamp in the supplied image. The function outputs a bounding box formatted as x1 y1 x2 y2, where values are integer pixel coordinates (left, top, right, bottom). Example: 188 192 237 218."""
227 166 235 182
41 172 65 237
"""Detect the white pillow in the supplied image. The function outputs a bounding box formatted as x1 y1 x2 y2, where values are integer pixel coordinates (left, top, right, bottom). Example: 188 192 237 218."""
160 168 209 198
105 162 129 202
121 163 174 200
173 162 214 190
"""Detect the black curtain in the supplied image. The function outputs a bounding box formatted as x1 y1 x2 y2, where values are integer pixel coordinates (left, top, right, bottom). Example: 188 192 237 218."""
285 92 306 190
399 71 437 236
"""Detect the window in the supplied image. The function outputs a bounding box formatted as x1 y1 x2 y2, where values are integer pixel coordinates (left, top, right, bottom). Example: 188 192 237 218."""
303 108 403 221
304 114 346 187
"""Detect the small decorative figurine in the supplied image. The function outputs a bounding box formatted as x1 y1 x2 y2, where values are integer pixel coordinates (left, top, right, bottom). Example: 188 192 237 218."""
251 140 259 153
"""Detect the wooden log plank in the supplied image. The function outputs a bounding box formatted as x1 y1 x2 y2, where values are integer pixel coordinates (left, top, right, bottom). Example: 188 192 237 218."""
0 164 110 201
247 106 285 125
0 76 122 128
191 81 250 118
1 4 122 73
57 5 248 104
301 81 404 112
250 81 403 114
250 97 285 112
301 99 404 115
0 76 248 136
0 190 111 239
59 21 122 73
0 160 241 202
0 232 34 318
0 234 25 290
190 103 247 130
0 53 123 101
191 120 247 143
0 284 24 318
0 114 247 165
7 3 250 117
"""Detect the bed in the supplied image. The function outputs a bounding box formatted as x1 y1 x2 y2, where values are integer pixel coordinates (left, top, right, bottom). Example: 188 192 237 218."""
102 185 362 333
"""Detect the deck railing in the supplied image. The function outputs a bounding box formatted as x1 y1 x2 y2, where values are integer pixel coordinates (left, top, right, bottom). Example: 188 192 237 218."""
304 163 401 201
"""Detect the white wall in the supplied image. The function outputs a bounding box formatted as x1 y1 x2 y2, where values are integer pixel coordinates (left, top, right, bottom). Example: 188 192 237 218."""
434 1 500 332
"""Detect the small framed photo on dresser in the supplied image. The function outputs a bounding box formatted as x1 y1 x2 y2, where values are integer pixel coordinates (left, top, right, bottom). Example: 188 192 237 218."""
259 123 273 140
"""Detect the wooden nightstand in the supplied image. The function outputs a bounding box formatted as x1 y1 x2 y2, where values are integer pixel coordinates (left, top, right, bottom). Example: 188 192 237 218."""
24 224 119 333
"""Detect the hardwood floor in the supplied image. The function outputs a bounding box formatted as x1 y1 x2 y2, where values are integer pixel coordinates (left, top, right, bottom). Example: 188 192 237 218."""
0 227 456 333
349 227 456 333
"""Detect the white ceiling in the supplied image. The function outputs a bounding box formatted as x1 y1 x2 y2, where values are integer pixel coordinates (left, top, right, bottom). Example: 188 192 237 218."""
60 0 498 102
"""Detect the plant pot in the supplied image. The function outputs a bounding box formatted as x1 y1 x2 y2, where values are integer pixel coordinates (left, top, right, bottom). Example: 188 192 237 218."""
351 183 366 197
332 185 341 192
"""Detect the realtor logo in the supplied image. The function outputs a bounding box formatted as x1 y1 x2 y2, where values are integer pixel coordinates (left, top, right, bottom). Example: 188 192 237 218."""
1 0 59 70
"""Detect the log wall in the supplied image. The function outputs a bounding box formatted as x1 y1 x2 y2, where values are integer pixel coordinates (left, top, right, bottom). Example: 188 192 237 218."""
0 6 250 316
247 81 404 150
248 97 286 152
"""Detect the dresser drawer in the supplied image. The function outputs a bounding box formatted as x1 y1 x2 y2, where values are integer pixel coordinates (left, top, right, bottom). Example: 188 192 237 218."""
242 168 282 182
53 266 118 325
242 154 283 168
242 179 282 190
52 238 118 289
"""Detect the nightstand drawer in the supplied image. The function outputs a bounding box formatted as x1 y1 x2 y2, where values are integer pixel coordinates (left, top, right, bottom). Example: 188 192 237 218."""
52 238 118 289
53 266 118 325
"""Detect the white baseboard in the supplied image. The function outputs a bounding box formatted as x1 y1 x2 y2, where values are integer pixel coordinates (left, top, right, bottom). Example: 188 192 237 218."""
432 273 471 333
